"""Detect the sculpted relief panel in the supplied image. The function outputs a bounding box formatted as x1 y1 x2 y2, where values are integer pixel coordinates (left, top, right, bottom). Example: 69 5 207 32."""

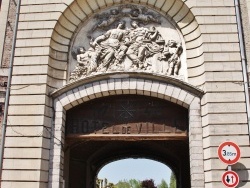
69 5 186 82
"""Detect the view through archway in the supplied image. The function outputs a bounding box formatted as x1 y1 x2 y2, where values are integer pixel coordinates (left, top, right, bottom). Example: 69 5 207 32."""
97 158 176 188
64 95 190 188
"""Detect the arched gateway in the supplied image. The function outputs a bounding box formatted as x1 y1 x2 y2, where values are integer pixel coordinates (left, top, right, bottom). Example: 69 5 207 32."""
47 0 205 187
50 73 204 188
3 0 250 188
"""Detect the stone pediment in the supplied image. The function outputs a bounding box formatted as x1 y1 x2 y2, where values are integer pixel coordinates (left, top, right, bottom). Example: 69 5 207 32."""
69 5 186 83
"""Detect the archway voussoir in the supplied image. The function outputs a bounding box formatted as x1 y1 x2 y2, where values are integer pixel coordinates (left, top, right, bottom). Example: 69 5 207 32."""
54 99 64 113
186 54 204 69
58 93 72 109
129 89 137 95
151 81 160 92
108 78 115 91
170 87 181 103
136 79 145 94
129 78 137 94
184 27 201 42
86 0 99 12
122 88 130 95
84 83 96 99
64 103 73 110
155 0 165 9
182 20 199 36
99 80 109 96
177 11 194 29
66 90 79 107
164 84 174 101
121 78 130 91
93 81 103 98
137 0 147 4
114 78 123 95
77 0 93 16
190 97 201 110
78 85 91 102
147 0 157 6
177 90 188 106
58 16 77 33
54 23 73 39
143 90 152 97
51 32 70 46
157 83 167 95
161 0 175 13
69 3 87 21
186 47 203 59
122 89 130 94
186 38 203 50
167 0 183 17
182 102 189 109
96 0 106 8
143 80 153 96
173 5 190 23
63 8 81 26
104 0 114 6
50 40 69 53
183 92 195 106
114 0 123 5
72 88 84 104
150 81 160 97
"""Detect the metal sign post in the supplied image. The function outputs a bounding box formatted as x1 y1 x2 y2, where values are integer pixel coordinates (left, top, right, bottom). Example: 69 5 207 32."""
218 141 241 187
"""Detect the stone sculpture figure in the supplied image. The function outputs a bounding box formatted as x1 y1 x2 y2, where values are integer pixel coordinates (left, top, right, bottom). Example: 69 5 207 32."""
92 9 121 31
126 22 165 70
166 40 183 76
126 21 149 67
90 21 127 71
128 8 160 24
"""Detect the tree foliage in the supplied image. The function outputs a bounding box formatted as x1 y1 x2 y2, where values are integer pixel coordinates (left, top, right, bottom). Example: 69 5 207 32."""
114 179 141 188
109 178 172 188
158 179 168 188
169 173 176 188
129 179 141 188
141 179 156 188
115 180 131 188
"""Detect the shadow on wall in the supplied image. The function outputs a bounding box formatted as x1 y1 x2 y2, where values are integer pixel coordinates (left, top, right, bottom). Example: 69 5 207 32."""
232 162 249 187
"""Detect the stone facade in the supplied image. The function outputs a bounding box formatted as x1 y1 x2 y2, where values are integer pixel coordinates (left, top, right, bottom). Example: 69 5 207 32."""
0 0 250 188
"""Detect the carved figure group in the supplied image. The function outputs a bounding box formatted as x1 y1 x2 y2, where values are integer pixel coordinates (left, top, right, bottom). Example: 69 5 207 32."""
70 22 182 82
69 6 183 82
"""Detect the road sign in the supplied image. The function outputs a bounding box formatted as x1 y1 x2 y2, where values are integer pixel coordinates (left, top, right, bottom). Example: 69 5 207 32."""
222 171 239 187
218 141 240 165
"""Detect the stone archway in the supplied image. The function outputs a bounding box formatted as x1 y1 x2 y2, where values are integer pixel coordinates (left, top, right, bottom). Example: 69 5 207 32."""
49 0 204 87
65 94 190 188
50 73 204 188
48 2 205 187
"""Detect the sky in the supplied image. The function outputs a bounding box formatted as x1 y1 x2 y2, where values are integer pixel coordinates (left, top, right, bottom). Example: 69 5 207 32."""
98 158 172 186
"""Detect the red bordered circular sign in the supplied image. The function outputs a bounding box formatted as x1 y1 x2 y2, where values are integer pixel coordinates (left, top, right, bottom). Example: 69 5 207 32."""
218 141 240 165
222 171 239 187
